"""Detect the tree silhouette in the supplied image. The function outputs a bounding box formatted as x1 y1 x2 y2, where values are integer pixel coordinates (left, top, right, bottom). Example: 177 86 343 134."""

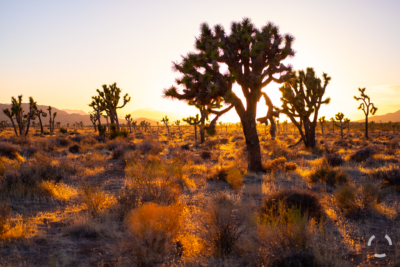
257 92 280 140
125 114 133 133
354 87 377 139
165 18 294 172
277 68 331 148
2 95 36 137
330 117 335 132
318 116 326 134
90 112 98 132
183 114 200 142
96 83 131 130
47 106 57 134
344 118 351 132
161 116 170 133
335 112 348 139
89 96 103 135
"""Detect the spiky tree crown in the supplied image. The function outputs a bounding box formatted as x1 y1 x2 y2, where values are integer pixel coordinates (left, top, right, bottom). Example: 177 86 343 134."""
335 112 344 121
278 68 331 120
97 83 131 109
318 116 326 123
354 87 378 115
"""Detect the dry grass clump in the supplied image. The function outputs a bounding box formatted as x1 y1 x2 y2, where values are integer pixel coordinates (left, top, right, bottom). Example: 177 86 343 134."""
68 144 80 153
111 146 125 159
124 203 184 266
369 167 400 191
139 141 163 155
203 194 247 257
334 185 358 217
200 150 212 160
54 138 71 147
348 146 376 162
0 203 35 241
263 157 298 173
226 168 242 191
0 142 21 160
81 185 115 218
309 166 349 187
261 189 323 220
324 153 345 167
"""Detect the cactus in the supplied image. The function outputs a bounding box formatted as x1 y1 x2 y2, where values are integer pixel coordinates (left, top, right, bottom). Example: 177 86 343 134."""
96 83 131 130
318 116 326 134
278 68 331 148
354 87 377 139
125 114 133 133
183 114 200 142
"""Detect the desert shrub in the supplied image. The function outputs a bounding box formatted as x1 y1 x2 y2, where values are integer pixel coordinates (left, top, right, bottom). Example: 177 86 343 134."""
204 139 220 149
261 189 323 220
226 168 242 190
111 146 125 159
263 157 286 173
334 185 358 217
309 166 349 187
70 135 83 143
349 146 376 162
231 135 244 142
55 138 71 147
109 124 129 140
94 135 106 143
0 142 21 160
125 203 184 266
59 127 68 134
270 251 319 267
204 194 246 256
81 185 115 218
200 150 211 160
284 162 298 172
369 168 400 191
139 141 163 155
360 183 379 208
69 144 81 153
324 153 344 167
388 138 400 149
220 138 229 144
0 203 11 235
21 146 38 157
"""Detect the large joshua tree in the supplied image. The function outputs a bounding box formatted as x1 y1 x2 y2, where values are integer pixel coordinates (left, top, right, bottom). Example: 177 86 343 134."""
354 87 377 139
165 18 294 172
96 83 131 130
277 68 331 148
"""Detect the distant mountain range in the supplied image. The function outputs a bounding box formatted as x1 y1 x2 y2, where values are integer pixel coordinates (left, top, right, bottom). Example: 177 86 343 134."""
0 104 159 126
355 109 400 123
125 108 183 122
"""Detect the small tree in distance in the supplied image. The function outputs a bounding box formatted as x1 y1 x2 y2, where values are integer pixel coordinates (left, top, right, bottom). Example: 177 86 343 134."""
354 87 377 139
125 114 133 133
335 112 348 139
277 68 331 148
330 117 335 132
318 116 326 134
161 116 170 134
183 115 200 142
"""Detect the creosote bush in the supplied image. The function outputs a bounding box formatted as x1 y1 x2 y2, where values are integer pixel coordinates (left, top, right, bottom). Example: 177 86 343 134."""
369 167 400 191
324 153 344 167
125 203 184 267
81 185 115 218
0 142 21 160
261 189 323 220
309 166 349 187
349 146 376 162
69 144 81 154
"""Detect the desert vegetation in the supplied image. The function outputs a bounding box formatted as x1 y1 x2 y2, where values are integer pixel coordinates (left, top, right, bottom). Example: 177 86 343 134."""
1 17 399 267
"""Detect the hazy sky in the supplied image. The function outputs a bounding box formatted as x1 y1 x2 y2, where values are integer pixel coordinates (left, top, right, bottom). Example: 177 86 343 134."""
1 0 400 122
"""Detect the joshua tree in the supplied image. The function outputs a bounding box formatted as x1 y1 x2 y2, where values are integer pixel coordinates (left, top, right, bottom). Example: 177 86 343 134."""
125 114 133 133
318 116 326 134
79 121 83 129
344 118 351 132
183 114 200 142
140 120 149 132
47 106 57 134
34 107 47 135
257 92 280 140
283 120 288 132
96 83 131 130
90 112 98 132
335 112 349 139
278 68 331 148
2 95 36 137
174 120 180 132
354 87 378 139
132 121 137 131
161 116 170 134
330 117 335 132
164 18 294 172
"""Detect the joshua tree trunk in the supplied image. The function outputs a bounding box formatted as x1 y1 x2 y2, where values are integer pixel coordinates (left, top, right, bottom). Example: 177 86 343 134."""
321 123 324 134
38 116 44 135
10 119 18 136
365 116 368 139
241 113 263 172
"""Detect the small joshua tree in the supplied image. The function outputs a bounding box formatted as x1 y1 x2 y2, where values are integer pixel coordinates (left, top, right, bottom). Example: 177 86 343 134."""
278 68 331 148
183 114 200 142
354 87 378 139
90 112 98 132
125 114 133 133
2 95 36 137
174 120 180 132
335 112 348 139
330 117 335 132
47 106 57 134
257 92 280 140
344 118 351 132
132 121 137 131
34 107 47 135
318 116 326 134
96 83 131 130
161 116 170 134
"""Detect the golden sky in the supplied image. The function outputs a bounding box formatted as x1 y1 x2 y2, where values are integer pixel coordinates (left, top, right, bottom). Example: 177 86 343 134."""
1 1 399 122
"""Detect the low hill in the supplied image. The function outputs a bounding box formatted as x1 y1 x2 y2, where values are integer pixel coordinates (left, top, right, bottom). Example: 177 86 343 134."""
355 109 400 123
127 108 182 122
62 109 88 115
